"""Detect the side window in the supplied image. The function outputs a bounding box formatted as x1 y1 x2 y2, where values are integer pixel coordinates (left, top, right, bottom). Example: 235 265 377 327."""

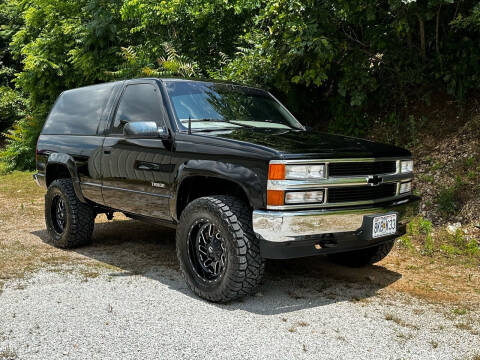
42 83 115 135
111 83 165 134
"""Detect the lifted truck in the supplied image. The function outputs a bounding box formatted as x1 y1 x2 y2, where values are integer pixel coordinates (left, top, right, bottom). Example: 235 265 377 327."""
33 78 420 302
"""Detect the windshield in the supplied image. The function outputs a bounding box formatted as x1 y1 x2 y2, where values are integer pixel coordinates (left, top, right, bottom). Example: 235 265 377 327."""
164 81 304 131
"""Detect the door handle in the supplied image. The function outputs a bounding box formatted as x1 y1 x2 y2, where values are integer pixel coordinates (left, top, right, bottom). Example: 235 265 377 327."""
103 147 112 155
135 161 160 171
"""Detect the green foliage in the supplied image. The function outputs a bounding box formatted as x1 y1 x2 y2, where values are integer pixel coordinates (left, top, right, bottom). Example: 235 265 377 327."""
0 87 25 132
0 114 43 174
437 177 464 217
400 216 479 261
439 229 479 257
106 43 200 80
2 0 480 170
408 216 433 236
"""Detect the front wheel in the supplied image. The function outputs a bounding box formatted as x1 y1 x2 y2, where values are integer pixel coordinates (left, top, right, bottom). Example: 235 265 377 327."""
328 240 395 267
176 195 265 302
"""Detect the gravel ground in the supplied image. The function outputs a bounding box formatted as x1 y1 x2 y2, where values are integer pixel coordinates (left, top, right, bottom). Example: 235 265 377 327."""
1 264 479 360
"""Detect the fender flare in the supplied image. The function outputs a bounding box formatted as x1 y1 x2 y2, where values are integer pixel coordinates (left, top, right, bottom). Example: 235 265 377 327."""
46 153 87 203
171 160 265 219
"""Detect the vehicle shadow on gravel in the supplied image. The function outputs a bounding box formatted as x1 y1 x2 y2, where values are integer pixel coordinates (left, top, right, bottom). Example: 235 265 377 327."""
32 218 402 315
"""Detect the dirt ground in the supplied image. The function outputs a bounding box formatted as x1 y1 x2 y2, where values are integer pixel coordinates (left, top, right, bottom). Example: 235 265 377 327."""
1 171 480 359
1 171 479 307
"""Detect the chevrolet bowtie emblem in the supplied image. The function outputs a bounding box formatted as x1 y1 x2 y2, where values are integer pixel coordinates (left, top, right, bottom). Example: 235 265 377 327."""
366 175 383 186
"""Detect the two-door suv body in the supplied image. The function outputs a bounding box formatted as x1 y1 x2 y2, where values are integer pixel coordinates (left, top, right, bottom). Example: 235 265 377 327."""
34 78 420 302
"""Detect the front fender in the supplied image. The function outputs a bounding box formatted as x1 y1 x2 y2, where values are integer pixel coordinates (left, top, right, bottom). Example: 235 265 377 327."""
47 153 87 203
172 159 266 217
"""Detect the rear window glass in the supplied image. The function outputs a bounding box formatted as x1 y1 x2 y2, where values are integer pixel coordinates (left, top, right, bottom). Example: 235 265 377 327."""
42 83 115 135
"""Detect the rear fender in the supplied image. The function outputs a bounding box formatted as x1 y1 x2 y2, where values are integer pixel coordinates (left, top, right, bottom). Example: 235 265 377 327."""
47 153 87 203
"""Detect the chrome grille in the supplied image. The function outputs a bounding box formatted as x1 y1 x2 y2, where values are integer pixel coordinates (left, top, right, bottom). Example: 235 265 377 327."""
267 157 413 210
329 161 396 176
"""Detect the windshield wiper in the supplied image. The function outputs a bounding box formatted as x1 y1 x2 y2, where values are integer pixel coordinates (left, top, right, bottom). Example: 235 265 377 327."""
181 118 257 132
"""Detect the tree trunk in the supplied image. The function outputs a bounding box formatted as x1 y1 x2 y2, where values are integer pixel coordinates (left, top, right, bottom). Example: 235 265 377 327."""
418 16 426 60
436 5 441 54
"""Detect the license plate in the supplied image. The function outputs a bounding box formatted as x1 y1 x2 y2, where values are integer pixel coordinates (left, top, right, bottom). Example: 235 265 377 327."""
372 214 397 238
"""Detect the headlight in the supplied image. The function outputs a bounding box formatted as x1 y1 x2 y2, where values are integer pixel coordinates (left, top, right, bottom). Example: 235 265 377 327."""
399 181 412 194
285 190 324 204
400 160 413 173
285 164 325 179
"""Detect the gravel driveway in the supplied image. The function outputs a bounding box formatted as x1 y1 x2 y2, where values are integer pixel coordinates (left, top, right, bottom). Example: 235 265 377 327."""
1 220 479 360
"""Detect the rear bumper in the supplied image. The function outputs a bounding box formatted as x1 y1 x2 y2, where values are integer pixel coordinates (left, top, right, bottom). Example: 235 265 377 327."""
33 173 46 188
253 195 420 259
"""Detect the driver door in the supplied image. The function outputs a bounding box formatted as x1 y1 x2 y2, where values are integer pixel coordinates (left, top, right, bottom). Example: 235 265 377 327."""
101 80 174 219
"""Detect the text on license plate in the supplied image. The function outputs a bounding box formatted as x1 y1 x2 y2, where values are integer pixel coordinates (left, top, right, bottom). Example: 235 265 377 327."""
372 214 397 238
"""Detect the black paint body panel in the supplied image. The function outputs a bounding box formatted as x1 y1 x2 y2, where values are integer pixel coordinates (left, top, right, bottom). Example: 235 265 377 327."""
35 78 412 223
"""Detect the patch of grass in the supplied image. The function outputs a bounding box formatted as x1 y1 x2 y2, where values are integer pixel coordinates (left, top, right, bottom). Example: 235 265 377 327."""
431 161 444 172
0 346 18 360
408 216 433 236
439 230 479 257
398 235 415 250
399 216 480 266
455 322 473 331
436 176 465 217
451 308 468 316
385 313 419 330
297 321 309 327
430 340 438 349
0 171 43 201
419 174 435 183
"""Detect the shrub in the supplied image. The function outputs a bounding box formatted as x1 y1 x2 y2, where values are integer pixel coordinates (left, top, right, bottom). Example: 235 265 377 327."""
437 177 465 217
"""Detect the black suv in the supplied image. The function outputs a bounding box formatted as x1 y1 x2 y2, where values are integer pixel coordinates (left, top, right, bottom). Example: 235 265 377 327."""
33 78 419 302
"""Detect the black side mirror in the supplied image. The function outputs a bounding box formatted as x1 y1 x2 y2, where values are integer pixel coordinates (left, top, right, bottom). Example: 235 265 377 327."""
123 121 170 139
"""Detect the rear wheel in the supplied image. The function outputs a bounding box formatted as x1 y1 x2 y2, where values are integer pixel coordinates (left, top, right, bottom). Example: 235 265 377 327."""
45 179 95 248
328 240 395 267
176 195 265 302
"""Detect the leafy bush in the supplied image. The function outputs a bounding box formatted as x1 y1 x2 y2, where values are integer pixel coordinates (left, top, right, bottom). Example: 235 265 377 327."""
0 87 25 132
437 177 465 217
2 0 480 170
400 216 479 261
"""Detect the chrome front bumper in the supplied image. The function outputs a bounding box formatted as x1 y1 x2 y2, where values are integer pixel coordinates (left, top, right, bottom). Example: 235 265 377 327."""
252 196 420 243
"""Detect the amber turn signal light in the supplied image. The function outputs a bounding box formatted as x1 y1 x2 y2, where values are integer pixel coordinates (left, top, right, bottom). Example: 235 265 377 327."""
268 164 285 180
267 190 285 206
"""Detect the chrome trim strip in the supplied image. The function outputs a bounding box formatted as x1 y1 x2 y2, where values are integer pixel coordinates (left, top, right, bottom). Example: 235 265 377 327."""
267 194 411 210
81 182 102 188
270 157 412 164
267 173 412 190
253 196 420 242
81 182 172 198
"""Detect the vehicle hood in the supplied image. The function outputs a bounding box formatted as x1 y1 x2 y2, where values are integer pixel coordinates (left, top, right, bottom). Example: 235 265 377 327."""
210 128 411 159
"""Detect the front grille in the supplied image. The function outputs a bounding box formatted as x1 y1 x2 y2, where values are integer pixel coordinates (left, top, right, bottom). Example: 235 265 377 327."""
329 161 396 176
328 183 396 203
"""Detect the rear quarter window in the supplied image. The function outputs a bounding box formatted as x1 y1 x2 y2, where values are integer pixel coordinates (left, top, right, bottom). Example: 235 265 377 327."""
42 83 116 135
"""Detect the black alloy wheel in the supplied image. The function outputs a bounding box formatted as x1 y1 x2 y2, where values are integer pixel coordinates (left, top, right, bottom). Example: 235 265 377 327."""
45 178 95 248
51 195 67 234
188 220 227 281
176 195 265 302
